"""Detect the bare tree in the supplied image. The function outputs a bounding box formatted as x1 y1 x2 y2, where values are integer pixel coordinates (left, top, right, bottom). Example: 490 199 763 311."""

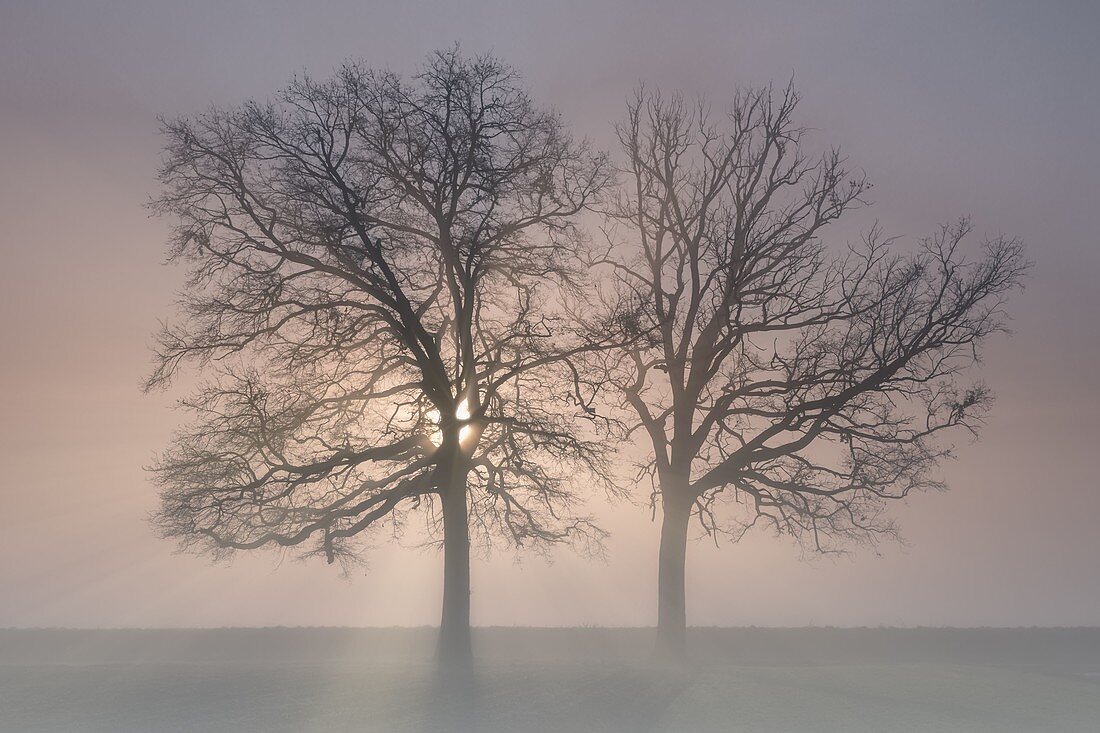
147 49 614 668
600 85 1027 659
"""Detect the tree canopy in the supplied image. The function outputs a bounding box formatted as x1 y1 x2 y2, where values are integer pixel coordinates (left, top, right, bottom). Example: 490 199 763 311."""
148 49 615 576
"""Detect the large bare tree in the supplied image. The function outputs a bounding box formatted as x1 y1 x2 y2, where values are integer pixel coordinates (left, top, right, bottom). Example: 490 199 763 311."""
600 85 1027 659
147 49 613 667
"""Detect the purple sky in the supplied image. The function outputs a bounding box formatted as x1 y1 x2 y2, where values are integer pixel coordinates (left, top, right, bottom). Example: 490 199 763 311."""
1 0 1098 628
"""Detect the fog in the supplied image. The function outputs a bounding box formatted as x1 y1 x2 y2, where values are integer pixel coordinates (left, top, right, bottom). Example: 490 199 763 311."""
4 3 1100 731
3 628 1099 731
1 0 1098 628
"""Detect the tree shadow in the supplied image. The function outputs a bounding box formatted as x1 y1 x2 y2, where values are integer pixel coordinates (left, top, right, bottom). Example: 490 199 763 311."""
417 662 698 733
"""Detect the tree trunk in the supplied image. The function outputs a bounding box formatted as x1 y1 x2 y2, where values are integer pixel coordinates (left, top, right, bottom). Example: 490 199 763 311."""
655 490 692 661
437 467 473 670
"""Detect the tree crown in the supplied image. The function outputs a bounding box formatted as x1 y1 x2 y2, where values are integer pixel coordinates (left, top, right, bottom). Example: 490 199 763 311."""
149 49 615 564
600 84 1027 550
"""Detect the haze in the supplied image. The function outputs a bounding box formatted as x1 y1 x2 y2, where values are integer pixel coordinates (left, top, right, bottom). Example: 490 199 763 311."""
1 0 1098 630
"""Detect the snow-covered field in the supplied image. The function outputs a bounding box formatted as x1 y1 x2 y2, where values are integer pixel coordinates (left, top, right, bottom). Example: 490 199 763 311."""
3 629 1098 732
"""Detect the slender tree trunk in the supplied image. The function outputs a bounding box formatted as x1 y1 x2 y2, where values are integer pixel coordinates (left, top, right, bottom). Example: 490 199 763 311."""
437 460 473 670
655 489 692 661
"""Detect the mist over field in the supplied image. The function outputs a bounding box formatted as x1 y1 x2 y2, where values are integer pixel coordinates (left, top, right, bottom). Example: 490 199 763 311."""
4 628 1100 732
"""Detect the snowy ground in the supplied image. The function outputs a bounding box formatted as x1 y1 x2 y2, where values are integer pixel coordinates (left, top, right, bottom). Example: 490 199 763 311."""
2 628 1098 732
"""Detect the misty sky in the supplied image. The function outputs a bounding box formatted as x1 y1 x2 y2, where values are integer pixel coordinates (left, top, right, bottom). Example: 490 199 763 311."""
1 0 1098 629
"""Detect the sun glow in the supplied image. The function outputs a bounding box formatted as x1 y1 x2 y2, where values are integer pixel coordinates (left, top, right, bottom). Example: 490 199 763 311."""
456 399 473 443
427 398 473 447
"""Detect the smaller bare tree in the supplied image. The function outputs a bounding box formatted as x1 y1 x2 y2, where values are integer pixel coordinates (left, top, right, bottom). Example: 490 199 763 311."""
600 84 1028 659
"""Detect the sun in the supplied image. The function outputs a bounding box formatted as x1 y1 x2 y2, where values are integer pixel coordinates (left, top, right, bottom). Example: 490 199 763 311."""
428 399 473 447
456 399 473 443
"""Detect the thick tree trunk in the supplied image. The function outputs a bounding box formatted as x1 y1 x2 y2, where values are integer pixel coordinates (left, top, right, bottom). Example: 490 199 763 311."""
437 470 473 670
655 490 692 661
